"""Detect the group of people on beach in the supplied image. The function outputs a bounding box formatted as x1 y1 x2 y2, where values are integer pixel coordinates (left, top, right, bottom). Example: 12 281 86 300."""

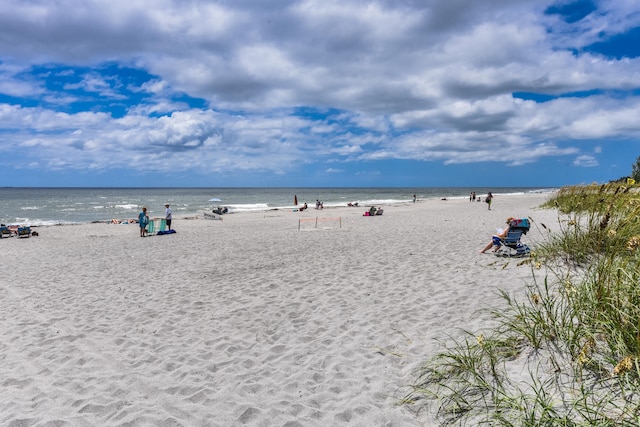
469 191 493 210
132 192 517 257
363 206 383 216
134 192 509 254
294 200 323 211
138 203 172 237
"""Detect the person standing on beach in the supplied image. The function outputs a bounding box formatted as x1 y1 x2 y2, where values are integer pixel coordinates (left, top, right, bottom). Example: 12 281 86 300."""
485 192 493 210
165 203 172 230
413 194 417 203
139 207 149 237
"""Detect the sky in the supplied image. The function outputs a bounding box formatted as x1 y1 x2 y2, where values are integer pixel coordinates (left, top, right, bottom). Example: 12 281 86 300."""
1 0 639 188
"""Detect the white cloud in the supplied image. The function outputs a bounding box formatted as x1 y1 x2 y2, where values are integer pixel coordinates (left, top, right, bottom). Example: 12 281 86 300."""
574 155 599 167
0 0 638 178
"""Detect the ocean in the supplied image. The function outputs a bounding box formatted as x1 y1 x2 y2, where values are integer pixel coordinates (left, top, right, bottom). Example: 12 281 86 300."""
0 187 556 226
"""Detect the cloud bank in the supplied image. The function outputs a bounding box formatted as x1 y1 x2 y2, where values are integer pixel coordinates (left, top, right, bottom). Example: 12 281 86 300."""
1 0 639 185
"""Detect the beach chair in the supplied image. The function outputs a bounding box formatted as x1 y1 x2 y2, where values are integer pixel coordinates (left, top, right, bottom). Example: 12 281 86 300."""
17 226 31 238
0 226 12 238
496 218 531 257
146 219 156 235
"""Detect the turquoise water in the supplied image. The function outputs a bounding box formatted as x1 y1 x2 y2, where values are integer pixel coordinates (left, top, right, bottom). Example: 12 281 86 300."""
0 187 555 226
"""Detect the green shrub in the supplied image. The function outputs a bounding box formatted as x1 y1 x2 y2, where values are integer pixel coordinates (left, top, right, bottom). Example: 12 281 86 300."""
404 183 640 426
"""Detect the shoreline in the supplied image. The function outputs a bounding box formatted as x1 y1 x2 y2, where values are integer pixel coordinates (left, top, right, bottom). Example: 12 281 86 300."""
1 192 559 425
9 190 557 228
0 188 557 227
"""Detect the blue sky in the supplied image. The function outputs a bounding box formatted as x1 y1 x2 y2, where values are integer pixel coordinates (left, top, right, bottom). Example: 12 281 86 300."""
0 0 639 188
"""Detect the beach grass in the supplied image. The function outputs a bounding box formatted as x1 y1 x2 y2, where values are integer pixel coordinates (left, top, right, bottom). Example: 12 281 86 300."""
404 183 640 426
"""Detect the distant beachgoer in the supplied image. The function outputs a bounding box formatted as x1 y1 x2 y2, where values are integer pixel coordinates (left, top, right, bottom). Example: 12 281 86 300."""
315 200 323 210
485 192 493 210
413 194 417 203
165 203 172 230
472 191 476 201
139 207 149 237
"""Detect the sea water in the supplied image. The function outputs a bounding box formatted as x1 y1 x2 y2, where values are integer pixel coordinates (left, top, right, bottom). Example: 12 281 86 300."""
0 187 555 226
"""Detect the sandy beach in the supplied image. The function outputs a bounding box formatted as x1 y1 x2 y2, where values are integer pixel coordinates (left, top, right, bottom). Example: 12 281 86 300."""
0 193 560 426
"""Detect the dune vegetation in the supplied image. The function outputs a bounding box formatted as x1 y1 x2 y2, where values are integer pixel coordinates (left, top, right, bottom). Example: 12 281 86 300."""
404 183 640 426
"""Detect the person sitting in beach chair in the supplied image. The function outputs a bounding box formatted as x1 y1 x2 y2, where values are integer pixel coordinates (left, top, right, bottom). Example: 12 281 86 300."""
497 218 531 257
479 217 530 256
479 217 513 253
375 208 383 215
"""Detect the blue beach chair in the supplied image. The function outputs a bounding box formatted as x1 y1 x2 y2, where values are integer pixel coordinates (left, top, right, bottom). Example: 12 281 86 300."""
496 218 531 257
0 226 12 238
17 226 31 238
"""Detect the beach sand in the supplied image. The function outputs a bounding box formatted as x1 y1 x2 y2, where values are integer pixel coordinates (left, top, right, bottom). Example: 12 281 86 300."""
0 194 559 426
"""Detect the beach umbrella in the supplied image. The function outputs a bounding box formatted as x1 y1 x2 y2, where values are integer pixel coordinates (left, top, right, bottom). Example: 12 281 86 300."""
208 197 222 202
294 194 298 205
